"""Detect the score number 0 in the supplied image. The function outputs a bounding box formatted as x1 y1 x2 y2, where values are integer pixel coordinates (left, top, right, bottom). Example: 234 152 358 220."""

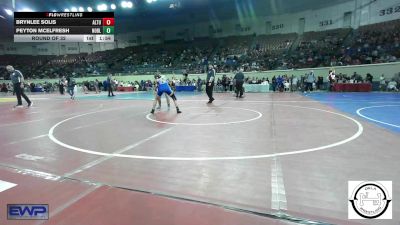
102 18 115 34
103 18 115 26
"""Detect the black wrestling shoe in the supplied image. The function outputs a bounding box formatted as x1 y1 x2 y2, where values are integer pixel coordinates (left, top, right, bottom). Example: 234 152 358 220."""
176 108 182 113
151 109 155 114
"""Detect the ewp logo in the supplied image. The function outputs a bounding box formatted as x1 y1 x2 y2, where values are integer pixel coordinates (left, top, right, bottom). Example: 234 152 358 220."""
7 204 49 220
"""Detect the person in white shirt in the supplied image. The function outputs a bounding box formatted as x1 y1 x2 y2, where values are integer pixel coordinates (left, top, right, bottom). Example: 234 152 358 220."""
328 70 336 91
387 79 398 92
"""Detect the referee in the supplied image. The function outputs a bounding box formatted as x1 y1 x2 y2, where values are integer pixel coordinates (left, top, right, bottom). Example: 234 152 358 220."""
206 65 215 103
6 65 32 108
107 73 115 97
234 68 245 98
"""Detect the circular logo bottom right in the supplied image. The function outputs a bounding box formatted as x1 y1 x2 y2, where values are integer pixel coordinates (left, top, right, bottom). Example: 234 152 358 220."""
349 181 392 219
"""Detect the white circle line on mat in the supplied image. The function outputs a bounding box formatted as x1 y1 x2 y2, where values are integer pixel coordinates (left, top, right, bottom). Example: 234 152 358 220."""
356 105 400 128
48 104 364 161
145 107 262 126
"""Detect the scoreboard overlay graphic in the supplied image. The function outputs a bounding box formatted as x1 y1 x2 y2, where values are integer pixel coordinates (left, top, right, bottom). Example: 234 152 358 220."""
14 12 114 42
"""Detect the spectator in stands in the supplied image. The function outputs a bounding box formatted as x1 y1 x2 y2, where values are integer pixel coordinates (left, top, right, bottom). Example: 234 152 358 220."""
7 65 32 108
304 70 316 93
366 73 373 83
1 83 8 93
352 72 363 83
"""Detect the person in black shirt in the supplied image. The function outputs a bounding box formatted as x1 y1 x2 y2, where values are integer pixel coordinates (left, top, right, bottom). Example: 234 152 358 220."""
366 73 373 83
107 73 115 97
66 75 76 100
59 75 65 95
272 76 277 92
206 65 215 103
222 74 228 92
234 68 245 98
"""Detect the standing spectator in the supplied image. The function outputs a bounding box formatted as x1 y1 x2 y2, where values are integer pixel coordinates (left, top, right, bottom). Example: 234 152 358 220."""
197 77 202 92
206 65 215 103
328 70 336 91
304 70 316 93
82 82 89 94
234 68 245 98
291 75 298 92
59 75 65 95
66 75 76 100
284 79 290 91
6 65 32 108
182 72 189 85
379 74 386 91
317 76 323 90
277 75 284 92
272 76 277 92
366 73 373 83
102 80 108 91
222 74 228 92
229 77 234 92
94 79 100 94
107 73 115 97
1 83 8 93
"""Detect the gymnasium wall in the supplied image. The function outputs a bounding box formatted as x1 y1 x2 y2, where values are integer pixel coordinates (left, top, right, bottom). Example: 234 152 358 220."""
115 62 400 83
